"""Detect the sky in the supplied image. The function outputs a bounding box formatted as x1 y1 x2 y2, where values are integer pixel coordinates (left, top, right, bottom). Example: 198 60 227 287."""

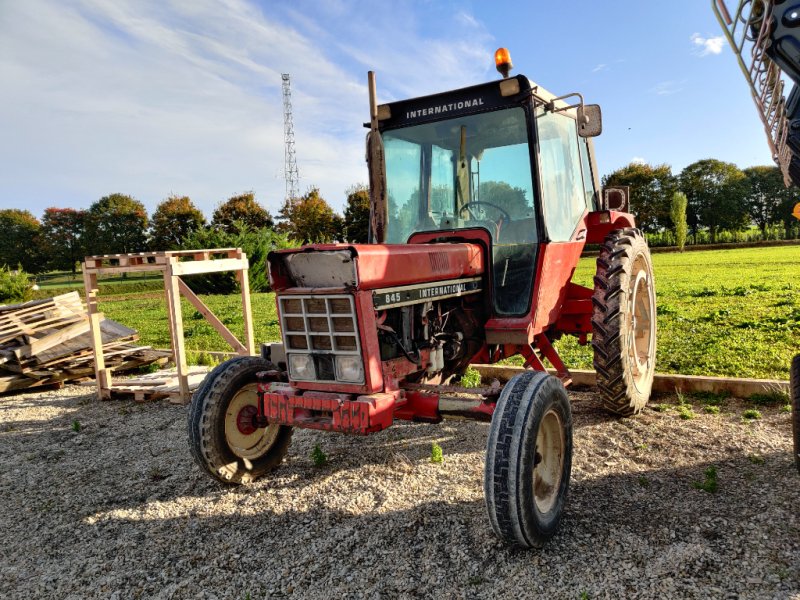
0 0 778 219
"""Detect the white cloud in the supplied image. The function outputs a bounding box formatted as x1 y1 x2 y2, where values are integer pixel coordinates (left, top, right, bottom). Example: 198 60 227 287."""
0 0 492 217
630 157 647 165
592 63 608 73
651 80 685 95
691 33 725 56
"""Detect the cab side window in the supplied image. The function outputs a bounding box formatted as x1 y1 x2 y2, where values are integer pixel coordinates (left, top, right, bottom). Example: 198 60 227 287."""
536 108 587 241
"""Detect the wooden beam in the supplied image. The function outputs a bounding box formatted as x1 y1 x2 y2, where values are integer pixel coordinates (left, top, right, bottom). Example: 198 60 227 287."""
472 365 790 398
169 257 247 277
176 277 247 354
88 312 109 395
236 268 255 355
165 263 190 400
83 264 167 276
13 318 90 360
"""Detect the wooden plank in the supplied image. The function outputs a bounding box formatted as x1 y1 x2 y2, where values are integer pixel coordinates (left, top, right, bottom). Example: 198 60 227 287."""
88 312 107 397
165 265 189 400
0 315 85 345
110 378 170 386
161 269 177 364
169 257 247 277
153 372 206 393
176 277 247 354
163 247 240 258
472 365 790 398
13 318 90 360
83 264 166 276
237 268 255 356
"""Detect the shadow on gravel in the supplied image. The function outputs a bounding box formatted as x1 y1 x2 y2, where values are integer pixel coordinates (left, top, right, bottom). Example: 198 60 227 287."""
18 450 794 599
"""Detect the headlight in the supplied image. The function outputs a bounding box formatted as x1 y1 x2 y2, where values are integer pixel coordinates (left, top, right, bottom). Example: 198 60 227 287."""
335 355 364 383
288 354 315 380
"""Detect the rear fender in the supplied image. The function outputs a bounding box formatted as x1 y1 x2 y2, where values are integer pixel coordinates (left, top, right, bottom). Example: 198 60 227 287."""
585 211 636 244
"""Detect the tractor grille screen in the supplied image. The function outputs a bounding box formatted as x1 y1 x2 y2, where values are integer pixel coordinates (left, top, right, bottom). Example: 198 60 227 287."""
279 294 363 384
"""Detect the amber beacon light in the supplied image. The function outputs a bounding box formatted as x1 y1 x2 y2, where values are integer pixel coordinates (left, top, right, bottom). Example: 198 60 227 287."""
495 47 513 78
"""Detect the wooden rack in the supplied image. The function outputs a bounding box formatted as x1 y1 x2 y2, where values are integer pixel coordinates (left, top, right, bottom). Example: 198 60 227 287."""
82 248 255 403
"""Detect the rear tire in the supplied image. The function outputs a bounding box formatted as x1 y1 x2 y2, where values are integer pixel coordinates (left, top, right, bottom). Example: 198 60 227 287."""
484 371 573 548
188 356 293 484
791 354 800 474
592 228 656 416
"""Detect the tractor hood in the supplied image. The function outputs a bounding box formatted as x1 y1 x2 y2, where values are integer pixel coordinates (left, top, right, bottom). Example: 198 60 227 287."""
268 243 484 292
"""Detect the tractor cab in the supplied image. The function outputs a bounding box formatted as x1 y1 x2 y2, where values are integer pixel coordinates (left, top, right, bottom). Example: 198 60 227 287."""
370 66 602 317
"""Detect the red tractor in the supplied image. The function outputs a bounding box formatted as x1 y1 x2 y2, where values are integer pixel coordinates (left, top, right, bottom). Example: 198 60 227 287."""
188 49 657 547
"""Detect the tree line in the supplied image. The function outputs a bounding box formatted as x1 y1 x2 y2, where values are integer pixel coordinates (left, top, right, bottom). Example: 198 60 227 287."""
3 158 798 276
0 187 370 275
604 160 799 245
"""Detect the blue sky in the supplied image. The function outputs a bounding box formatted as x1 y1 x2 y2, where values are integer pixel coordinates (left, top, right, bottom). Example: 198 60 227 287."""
0 0 776 218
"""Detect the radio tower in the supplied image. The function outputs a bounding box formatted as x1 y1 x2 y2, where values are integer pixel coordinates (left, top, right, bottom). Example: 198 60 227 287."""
281 74 300 203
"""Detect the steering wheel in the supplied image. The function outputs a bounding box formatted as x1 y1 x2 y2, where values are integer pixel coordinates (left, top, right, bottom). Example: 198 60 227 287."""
458 201 511 238
458 201 511 222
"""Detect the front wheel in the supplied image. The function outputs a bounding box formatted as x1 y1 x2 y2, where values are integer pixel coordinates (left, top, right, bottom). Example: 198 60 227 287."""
188 356 293 484
484 371 573 548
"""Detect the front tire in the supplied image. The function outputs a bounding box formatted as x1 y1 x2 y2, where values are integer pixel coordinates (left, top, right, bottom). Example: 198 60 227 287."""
484 371 573 548
188 356 293 484
791 354 800 474
592 228 657 416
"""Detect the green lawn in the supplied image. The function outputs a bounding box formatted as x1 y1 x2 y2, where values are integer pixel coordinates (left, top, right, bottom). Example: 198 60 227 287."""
98 245 798 380
553 245 798 379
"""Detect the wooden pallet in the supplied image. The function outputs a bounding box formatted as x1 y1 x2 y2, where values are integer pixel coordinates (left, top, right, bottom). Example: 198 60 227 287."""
80 366 209 403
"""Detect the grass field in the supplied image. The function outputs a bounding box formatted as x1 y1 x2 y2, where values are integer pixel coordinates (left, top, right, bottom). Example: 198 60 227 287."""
96 246 798 380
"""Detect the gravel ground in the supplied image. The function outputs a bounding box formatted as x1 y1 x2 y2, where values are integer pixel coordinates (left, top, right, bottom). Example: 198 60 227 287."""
1 384 797 600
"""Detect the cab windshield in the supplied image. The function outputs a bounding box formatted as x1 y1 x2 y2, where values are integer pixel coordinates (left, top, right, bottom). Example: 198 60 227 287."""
382 107 537 315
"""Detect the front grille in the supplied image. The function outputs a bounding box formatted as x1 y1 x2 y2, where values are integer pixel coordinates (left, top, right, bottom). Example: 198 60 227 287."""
279 294 362 383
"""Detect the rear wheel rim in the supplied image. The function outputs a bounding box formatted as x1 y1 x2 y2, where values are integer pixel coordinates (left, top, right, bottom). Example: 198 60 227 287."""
628 256 655 389
533 409 565 514
224 383 280 460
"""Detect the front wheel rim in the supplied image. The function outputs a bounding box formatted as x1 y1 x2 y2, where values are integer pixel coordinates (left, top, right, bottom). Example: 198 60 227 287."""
533 409 565 514
224 383 280 460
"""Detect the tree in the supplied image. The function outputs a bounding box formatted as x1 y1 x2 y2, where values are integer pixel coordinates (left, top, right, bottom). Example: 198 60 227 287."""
343 185 370 243
277 188 343 244
179 225 297 293
211 192 273 233
679 159 748 242
478 181 530 219
670 192 688 251
150 195 206 250
742 165 790 235
85 193 149 255
602 162 676 232
40 208 87 274
0 209 46 273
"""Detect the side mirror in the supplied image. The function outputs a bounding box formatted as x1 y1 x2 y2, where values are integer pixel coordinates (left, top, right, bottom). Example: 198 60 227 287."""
577 104 602 137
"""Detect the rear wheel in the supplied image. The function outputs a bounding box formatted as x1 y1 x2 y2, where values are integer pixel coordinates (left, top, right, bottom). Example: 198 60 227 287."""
592 228 656 416
188 356 293 484
791 354 800 474
484 371 573 548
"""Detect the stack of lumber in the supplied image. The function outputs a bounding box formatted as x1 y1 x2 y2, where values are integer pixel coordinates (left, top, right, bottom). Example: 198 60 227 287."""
0 292 168 394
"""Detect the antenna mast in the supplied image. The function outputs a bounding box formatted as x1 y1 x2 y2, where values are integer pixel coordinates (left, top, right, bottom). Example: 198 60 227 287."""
281 73 300 202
